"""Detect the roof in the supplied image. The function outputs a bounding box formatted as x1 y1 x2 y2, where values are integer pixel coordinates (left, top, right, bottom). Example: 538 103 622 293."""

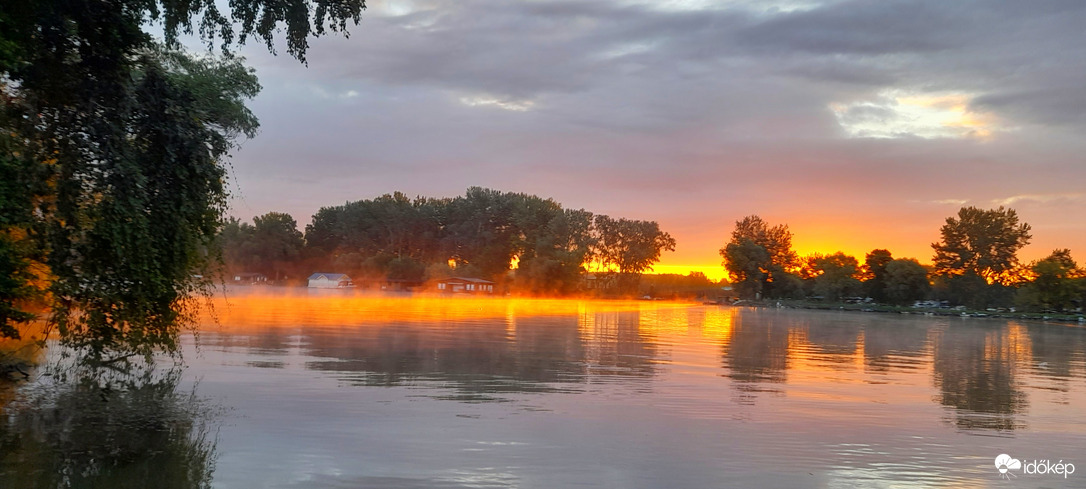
439 276 495 284
308 273 351 281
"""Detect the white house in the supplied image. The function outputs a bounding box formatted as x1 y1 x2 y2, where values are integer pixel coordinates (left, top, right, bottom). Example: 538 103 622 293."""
307 273 354 288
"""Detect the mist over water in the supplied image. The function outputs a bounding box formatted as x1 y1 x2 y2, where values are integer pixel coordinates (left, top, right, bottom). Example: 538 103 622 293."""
4 290 1086 487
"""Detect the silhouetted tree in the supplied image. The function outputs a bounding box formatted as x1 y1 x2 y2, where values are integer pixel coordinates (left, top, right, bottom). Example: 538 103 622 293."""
515 208 596 295
931 206 1031 308
932 206 1031 283
301 189 659 294
592 215 677 294
721 216 798 300
303 192 446 281
809 252 862 300
443 187 519 278
883 259 931 305
863 249 894 301
222 212 304 281
1017 249 1082 312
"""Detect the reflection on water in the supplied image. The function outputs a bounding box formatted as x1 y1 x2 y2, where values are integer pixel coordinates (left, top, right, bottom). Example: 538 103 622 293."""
933 324 1029 432
0 368 218 488
721 313 790 396
4 291 1086 488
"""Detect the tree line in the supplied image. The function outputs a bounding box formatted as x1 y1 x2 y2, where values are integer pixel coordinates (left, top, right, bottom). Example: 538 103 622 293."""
221 188 676 295
722 207 1085 313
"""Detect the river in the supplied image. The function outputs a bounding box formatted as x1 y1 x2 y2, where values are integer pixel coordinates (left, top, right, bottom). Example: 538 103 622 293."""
3 290 1085 488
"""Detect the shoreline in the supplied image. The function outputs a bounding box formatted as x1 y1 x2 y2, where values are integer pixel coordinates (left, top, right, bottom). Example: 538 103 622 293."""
718 298 1086 327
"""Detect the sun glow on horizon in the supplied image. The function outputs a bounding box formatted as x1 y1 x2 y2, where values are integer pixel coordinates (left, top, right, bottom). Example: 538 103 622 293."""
648 264 727 282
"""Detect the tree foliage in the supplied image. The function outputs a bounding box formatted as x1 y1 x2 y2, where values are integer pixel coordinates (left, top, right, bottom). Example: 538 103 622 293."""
221 213 305 280
883 259 930 305
932 206 1032 284
1017 249 1082 312
46 49 260 360
0 0 365 360
298 188 671 295
807 252 862 300
721 216 798 299
515 208 596 295
592 215 677 293
863 249 894 301
930 206 1031 309
0 107 50 340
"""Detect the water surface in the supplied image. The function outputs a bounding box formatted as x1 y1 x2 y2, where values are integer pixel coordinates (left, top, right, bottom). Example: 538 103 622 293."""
4 291 1086 488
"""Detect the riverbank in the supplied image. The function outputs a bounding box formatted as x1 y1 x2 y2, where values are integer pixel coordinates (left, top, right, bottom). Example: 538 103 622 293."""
720 299 1086 326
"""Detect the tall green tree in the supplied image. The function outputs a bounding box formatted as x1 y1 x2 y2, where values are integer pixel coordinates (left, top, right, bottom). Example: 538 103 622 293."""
720 216 799 300
0 0 365 360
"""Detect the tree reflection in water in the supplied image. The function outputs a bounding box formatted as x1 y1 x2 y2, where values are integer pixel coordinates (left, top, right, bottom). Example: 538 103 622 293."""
720 311 791 402
0 366 219 489
932 324 1028 432
295 309 657 401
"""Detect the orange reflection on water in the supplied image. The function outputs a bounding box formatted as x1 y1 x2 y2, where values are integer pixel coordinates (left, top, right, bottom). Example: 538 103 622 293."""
204 289 692 331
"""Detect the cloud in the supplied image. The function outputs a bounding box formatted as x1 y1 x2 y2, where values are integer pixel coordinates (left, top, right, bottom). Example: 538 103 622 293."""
458 94 536 111
931 199 968 206
973 87 1086 127
734 0 970 56
223 0 1086 267
831 90 999 139
991 193 1085 207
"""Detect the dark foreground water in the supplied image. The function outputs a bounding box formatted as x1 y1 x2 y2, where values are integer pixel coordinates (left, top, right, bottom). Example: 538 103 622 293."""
3 292 1086 488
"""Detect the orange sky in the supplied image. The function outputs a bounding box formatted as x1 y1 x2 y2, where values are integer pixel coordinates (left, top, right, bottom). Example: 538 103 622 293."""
650 207 1086 282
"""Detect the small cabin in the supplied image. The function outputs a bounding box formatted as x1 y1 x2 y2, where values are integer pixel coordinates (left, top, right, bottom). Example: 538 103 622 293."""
307 273 354 288
435 277 495 294
232 272 268 285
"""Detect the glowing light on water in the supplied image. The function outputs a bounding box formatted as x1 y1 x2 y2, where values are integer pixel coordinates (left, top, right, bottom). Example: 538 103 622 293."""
205 290 691 331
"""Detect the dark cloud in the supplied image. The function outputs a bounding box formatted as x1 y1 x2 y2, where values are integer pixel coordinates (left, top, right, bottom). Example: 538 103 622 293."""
735 0 970 55
974 87 1086 126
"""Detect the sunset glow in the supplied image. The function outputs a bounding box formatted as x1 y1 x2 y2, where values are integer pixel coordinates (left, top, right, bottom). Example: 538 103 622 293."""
206 290 689 330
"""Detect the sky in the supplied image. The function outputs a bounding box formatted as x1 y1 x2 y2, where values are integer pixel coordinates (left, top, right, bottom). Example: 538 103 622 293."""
219 0 1086 280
